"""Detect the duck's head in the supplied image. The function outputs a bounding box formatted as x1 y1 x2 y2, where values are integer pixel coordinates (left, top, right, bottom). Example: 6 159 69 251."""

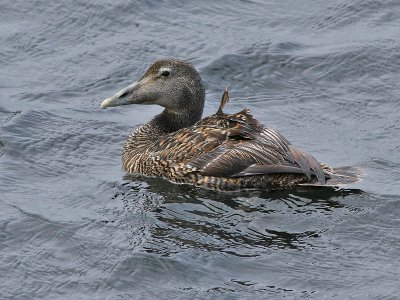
100 59 205 117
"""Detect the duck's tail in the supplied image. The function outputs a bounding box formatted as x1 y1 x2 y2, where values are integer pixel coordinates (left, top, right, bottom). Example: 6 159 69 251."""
300 165 364 187
325 165 364 186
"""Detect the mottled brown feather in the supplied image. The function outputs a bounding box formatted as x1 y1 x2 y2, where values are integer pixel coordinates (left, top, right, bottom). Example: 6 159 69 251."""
122 92 331 189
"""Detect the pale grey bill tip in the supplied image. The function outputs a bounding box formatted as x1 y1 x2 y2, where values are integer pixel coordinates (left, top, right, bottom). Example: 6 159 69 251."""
100 97 112 109
100 81 139 109
100 95 124 109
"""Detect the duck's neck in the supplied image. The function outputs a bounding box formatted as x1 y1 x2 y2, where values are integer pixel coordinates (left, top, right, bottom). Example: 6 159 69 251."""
153 108 203 133
129 107 203 146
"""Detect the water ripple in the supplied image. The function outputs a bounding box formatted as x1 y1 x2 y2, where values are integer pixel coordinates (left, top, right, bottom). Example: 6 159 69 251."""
1 0 400 298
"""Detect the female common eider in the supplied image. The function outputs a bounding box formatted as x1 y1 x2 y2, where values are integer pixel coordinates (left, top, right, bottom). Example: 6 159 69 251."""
101 59 360 190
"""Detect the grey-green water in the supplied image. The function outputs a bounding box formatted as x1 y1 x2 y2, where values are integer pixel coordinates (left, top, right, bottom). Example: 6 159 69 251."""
1 1 400 299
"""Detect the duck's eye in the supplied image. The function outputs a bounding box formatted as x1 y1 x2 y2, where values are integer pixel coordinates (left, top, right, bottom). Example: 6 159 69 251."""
161 70 170 77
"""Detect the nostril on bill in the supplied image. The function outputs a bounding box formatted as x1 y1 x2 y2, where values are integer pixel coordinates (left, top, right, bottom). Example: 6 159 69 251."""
119 90 129 98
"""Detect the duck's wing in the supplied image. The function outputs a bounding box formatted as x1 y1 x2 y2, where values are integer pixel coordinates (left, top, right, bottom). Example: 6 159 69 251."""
182 110 327 184
152 110 327 184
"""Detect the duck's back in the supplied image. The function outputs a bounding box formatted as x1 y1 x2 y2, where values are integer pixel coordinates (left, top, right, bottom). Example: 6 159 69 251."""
122 108 334 190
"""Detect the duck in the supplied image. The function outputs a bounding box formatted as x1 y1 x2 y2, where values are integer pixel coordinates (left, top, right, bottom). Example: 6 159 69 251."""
100 59 360 190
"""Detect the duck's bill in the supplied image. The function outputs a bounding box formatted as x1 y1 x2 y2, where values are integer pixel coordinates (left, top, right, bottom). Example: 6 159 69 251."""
100 81 140 109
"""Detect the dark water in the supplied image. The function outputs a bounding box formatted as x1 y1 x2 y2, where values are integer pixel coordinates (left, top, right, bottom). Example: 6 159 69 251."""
1 0 400 299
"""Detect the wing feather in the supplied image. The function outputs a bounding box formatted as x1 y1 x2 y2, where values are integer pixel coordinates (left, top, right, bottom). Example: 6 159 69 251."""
150 109 327 184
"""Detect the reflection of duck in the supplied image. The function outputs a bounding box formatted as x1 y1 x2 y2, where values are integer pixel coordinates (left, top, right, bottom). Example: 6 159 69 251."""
101 59 361 190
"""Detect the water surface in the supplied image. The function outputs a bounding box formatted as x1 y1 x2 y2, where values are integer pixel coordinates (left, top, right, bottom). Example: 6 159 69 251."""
1 0 400 299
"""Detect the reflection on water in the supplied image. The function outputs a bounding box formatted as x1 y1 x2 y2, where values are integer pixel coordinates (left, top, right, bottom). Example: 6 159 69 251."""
1 0 400 298
115 176 364 256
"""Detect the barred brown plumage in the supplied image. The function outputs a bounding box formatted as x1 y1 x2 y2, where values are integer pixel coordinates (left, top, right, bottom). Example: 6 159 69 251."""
101 59 361 190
